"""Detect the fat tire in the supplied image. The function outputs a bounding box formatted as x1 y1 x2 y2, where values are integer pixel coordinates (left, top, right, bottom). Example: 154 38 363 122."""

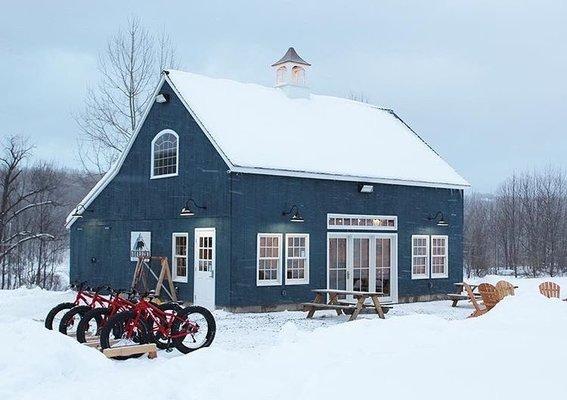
172 306 216 354
99 311 150 360
45 302 75 330
76 307 109 343
58 305 91 335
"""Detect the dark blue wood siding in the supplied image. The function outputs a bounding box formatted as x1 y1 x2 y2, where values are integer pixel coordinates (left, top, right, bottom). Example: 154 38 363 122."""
228 172 463 307
70 79 464 309
70 81 232 306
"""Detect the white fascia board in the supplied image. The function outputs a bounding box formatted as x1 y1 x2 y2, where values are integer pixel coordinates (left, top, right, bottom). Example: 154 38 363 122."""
229 165 471 190
65 75 168 229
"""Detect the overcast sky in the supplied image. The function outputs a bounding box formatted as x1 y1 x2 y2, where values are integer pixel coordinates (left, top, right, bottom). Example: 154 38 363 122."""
1 0 565 192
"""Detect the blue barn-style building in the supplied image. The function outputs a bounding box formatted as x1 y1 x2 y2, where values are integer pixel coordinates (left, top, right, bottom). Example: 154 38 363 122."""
67 48 469 311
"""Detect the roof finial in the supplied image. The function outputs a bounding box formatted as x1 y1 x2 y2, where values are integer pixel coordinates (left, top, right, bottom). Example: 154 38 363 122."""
271 47 311 67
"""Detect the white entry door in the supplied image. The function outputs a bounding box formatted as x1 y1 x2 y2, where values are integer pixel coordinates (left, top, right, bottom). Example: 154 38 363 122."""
328 233 398 303
193 228 216 309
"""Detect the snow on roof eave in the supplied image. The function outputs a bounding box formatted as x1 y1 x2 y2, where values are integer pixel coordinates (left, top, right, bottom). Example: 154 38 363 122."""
65 74 170 229
230 165 470 189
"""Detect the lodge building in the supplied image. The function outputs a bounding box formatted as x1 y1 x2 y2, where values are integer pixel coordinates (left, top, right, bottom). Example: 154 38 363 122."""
67 48 469 311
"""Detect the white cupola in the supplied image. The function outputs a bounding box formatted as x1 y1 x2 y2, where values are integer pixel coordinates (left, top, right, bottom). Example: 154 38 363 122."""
271 47 311 98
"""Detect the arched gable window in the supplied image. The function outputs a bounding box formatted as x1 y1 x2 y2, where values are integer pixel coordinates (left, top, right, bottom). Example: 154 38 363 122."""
276 66 287 85
291 66 305 85
151 129 179 178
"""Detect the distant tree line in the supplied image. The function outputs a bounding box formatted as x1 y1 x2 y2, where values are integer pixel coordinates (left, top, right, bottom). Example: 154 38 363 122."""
2 17 177 290
0 135 95 290
464 167 567 278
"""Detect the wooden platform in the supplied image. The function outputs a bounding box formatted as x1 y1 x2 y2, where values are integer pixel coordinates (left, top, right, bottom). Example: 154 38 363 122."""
80 335 157 359
102 343 158 359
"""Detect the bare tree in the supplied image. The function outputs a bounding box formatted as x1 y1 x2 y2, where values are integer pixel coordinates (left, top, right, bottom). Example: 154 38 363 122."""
464 193 494 278
348 91 370 103
494 174 522 277
76 17 179 175
0 136 56 288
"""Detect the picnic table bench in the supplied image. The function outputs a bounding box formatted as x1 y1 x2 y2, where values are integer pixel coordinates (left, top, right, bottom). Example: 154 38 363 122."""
447 283 480 307
448 282 518 307
302 289 392 321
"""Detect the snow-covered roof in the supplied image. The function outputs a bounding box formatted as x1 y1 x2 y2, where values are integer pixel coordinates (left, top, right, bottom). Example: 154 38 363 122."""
165 69 469 188
66 70 468 227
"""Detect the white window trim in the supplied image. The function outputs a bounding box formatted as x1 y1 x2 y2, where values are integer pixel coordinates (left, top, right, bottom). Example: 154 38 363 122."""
171 232 189 283
411 235 430 280
285 233 309 285
327 213 397 231
150 129 179 179
430 235 449 279
256 233 283 287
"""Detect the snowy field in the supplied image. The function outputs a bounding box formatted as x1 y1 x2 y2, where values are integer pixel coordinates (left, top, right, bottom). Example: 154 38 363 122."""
1 276 566 400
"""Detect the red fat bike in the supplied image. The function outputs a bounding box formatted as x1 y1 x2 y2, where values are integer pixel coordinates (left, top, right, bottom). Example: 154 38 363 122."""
74 288 137 343
58 285 113 336
100 294 216 360
44 282 93 330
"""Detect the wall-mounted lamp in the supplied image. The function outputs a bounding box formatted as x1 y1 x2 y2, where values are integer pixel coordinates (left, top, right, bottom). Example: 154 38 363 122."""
282 205 304 223
155 93 170 103
71 204 93 218
180 198 207 217
358 183 374 193
428 211 449 227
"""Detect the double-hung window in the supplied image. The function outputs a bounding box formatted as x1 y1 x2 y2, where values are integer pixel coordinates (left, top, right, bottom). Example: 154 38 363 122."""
257 234 282 286
172 233 188 282
285 234 309 285
431 235 448 278
411 235 430 279
411 235 449 279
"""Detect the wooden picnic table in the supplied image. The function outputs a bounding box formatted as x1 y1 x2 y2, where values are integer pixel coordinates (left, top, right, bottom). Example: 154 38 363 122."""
447 282 518 307
302 289 391 321
447 282 480 307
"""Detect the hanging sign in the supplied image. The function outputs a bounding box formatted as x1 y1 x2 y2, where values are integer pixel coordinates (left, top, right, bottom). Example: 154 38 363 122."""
130 231 151 261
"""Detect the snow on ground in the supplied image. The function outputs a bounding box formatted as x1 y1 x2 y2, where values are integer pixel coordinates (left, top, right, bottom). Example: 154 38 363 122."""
1 276 566 400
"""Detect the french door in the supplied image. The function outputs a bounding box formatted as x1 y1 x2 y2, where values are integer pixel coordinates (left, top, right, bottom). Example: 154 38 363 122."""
327 233 397 303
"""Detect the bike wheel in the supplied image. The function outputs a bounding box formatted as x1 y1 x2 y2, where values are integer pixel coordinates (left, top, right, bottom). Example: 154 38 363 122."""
148 303 183 350
58 305 91 336
99 311 149 360
172 306 216 354
76 307 108 343
45 302 74 330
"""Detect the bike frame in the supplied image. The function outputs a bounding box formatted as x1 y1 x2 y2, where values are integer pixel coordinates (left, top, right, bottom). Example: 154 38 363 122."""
126 298 197 341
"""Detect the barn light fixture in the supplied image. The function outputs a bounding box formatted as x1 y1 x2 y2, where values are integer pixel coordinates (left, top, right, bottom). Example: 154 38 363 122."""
282 205 304 223
71 204 93 218
428 211 449 227
358 183 374 193
155 93 169 103
180 198 207 217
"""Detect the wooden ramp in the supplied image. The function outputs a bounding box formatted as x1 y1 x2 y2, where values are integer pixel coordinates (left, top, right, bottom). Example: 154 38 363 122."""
102 343 158 359
81 336 158 359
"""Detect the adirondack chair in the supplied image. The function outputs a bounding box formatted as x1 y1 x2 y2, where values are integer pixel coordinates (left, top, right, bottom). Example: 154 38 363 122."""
478 283 501 311
495 280 515 299
539 282 561 299
463 283 487 318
